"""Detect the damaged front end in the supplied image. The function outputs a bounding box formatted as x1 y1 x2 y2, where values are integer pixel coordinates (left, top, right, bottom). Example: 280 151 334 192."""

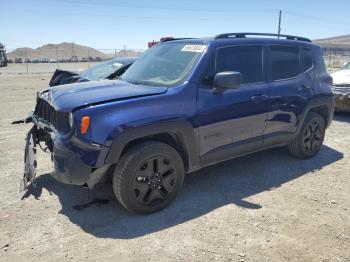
333 84 350 112
15 91 62 191
15 90 110 192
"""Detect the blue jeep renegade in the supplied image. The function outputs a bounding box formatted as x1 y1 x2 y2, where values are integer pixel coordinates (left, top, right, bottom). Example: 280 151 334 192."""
22 33 334 214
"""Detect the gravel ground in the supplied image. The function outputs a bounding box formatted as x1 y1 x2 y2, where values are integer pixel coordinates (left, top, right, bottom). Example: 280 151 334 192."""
0 62 100 74
0 74 349 262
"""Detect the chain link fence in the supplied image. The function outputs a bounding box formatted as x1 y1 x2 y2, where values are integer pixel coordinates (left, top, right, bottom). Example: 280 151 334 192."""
1 47 145 74
1 45 350 74
323 49 350 72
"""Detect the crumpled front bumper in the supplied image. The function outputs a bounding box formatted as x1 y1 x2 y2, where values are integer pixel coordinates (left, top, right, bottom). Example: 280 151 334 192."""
21 118 110 191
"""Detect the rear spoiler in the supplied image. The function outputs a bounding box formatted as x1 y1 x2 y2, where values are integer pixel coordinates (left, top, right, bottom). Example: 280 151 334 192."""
147 37 194 48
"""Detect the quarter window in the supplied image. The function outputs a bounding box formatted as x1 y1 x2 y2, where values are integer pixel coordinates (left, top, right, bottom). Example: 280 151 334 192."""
270 45 300 80
302 47 313 71
216 45 264 84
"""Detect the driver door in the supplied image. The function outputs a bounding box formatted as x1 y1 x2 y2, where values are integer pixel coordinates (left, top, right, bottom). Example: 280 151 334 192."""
194 45 269 161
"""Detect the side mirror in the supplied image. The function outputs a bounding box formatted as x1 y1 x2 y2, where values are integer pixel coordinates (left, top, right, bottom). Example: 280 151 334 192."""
213 71 242 91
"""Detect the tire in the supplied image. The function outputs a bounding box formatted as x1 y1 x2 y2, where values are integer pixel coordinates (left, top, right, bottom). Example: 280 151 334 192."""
113 141 185 214
288 111 326 159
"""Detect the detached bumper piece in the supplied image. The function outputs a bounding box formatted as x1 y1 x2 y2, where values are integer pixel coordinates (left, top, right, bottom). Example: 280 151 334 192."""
21 127 38 191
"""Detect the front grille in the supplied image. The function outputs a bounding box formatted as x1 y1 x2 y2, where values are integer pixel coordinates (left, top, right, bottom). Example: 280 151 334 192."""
34 98 70 134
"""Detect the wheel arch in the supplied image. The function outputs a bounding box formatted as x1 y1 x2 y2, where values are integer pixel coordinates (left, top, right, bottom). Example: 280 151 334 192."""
120 132 190 171
310 104 331 126
297 96 334 134
104 121 200 172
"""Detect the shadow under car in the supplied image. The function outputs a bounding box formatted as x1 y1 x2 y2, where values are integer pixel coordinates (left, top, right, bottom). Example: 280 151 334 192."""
22 145 343 239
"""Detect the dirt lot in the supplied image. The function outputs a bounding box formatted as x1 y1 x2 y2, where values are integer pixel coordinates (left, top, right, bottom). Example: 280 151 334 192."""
0 62 100 74
0 73 349 262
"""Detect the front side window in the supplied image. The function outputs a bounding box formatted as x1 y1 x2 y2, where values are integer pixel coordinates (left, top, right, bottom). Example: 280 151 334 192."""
216 45 264 84
270 45 300 80
121 43 206 87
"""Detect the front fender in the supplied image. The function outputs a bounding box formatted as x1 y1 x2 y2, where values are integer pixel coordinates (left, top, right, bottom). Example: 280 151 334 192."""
104 120 200 172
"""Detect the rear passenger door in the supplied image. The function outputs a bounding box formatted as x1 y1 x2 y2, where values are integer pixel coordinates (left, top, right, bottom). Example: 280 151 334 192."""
265 45 314 143
195 45 269 158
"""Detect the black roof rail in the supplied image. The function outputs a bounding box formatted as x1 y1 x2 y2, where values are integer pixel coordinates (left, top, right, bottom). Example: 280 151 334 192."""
214 32 312 42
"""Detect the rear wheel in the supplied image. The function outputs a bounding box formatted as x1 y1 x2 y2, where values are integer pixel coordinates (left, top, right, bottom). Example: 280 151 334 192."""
113 141 185 214
288 111 326 159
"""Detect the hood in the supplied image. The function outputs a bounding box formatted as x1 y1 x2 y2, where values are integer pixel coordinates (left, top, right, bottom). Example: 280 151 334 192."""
48 80 167 112
331 69 350 85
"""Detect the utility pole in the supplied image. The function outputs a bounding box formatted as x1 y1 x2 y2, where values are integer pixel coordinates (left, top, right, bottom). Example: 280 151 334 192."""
56 46 59 69
277 10 282 38
88 49 90 68
25 52 29 74
71 42 75 57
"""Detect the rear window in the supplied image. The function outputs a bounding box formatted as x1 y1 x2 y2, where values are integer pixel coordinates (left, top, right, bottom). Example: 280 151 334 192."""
270 45 300 80
216 45 264 84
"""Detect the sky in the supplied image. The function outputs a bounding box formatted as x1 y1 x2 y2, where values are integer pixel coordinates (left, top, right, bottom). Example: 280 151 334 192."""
1 0 350 51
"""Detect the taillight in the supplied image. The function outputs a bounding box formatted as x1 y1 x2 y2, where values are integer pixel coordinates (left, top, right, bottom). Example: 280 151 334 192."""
80 116 90 135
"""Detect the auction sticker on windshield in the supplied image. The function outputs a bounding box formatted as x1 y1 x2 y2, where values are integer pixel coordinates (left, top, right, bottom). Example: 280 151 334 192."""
181 45 206 53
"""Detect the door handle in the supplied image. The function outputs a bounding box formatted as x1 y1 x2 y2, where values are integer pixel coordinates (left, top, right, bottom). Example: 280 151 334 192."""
250 94 268 102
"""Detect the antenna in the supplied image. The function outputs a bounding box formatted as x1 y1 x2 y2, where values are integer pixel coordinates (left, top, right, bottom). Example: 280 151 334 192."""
278 10 282 38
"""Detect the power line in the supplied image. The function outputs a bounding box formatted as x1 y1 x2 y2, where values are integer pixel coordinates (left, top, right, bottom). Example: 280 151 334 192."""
50 0 350 27
49 0 278 15
9 8 276 22
285 11 349 27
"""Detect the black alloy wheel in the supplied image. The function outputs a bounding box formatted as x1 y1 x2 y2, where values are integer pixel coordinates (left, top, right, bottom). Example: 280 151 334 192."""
288 111 326 159
302 117 323 154
113 141 185 214
132 156 177 205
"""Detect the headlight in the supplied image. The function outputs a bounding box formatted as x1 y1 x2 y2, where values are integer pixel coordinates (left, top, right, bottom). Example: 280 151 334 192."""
68 113 74 128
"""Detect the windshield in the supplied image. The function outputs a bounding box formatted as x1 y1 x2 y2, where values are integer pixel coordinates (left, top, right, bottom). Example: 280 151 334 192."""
121 42 206 87
80 59 126 81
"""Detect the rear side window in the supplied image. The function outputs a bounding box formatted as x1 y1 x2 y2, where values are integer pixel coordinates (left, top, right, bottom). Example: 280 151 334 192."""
216 45 264 84
302 47 313 71
270 45 300 80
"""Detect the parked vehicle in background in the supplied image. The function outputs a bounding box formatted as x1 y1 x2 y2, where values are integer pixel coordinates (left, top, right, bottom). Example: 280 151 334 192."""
49 57 137 86
331 61 350 112
70 56 79 62
0 43 8 67
20 33 334 214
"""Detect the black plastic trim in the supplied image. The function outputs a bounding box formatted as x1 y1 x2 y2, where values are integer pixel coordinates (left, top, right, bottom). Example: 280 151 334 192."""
105 121 200 172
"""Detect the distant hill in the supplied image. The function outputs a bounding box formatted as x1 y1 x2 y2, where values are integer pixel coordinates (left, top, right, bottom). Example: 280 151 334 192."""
7 42 143 60
314 34 350 50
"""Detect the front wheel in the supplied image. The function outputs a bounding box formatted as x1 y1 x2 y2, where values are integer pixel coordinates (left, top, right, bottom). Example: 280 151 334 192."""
288 111 326 159
113 141 185 214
